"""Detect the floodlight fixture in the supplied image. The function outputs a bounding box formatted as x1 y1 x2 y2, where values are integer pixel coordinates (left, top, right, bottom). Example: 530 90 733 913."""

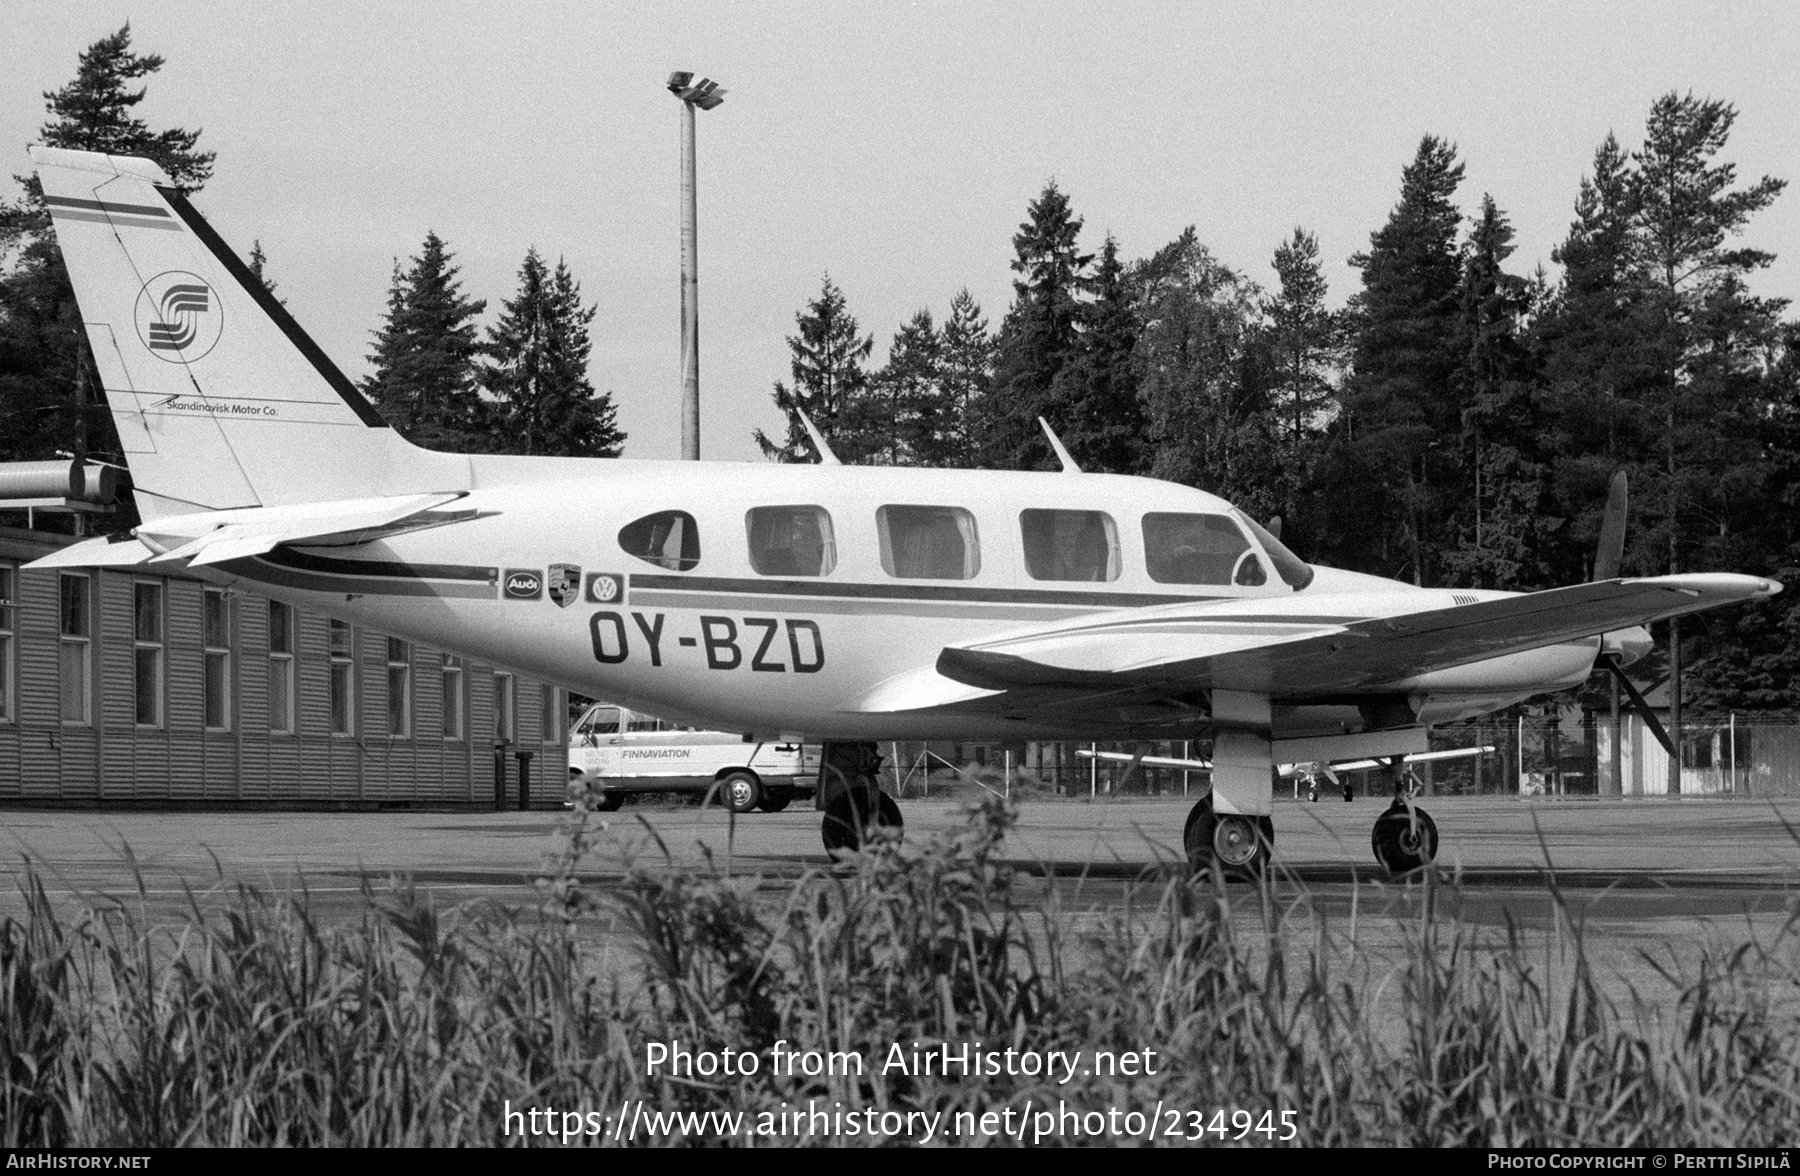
668 71 726 460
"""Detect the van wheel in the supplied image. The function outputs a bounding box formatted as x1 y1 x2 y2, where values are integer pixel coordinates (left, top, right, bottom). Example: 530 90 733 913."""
720 771 761 814
592 789 624 812
757 787 794 813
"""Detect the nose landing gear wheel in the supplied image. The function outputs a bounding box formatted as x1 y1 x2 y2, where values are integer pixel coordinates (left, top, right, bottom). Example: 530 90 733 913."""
1182 796 1273 879
1371 801 1438 874
821 791 903 853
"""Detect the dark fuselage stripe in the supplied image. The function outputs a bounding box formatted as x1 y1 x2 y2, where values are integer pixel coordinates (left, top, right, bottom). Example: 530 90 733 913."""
232 558 498 599
628 573 1230 608
48 207 182 231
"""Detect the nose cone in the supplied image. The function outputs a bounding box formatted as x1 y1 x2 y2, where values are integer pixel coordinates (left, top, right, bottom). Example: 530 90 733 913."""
1601 625 1653 668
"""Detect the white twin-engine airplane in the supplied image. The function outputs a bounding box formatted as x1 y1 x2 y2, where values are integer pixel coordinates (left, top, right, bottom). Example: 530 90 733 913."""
26 145 1783 875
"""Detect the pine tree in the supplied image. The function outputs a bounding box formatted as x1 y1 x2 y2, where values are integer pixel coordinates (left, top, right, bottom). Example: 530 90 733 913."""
1051 235 1142 474
0 24 211 502
1630 94 1787 741
247 240 282 302
1538 133 1656 584
483 249 624 458
362 231 488 451
986 181 1092 469
755 275 873 463
935 289 994 468
1338 135 1468 583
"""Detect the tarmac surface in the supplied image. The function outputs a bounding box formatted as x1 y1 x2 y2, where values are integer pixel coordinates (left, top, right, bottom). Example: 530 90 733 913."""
3 792 1798 940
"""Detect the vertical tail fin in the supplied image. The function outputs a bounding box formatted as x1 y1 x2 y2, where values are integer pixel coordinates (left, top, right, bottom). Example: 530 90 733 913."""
30 146 469 521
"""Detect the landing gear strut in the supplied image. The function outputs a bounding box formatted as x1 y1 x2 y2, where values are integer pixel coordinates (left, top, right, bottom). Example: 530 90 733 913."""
1370 761 1437 873
817 741 903 853
1183 795 1274 879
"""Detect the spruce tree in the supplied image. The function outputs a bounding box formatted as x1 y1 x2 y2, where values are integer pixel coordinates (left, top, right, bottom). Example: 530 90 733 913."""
936 289 994 468
1339 135 1468 583
0 25 211 501
862 308 941 466
987 181 1091 469
362 232 488 451
483 249 624 457
755 275 873 463
1264 227 1341 526
1050 235 1142 474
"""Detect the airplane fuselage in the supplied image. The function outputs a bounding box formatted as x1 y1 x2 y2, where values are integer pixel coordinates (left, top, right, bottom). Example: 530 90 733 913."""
210 456 1599 744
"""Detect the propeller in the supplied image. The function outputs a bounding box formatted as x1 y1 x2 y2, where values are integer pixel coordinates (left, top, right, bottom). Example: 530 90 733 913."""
1589 471 1675 756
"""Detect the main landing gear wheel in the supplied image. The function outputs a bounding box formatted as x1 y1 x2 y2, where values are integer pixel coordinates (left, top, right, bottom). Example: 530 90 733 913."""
719 771 761 814
1371 801 1438 874
821 791 904 853
1182 796 1273 880
756 787 794 813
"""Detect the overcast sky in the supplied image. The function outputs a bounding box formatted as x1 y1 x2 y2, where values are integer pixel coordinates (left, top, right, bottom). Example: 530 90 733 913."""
6 2 1800 462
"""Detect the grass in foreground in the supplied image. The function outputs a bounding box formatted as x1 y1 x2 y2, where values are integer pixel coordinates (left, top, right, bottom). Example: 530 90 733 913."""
3 796 1799 1146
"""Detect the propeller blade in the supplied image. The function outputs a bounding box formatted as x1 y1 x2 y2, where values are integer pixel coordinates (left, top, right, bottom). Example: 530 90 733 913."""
1593 470 1628 581
1266 515 1283 540
1603 654 1674 757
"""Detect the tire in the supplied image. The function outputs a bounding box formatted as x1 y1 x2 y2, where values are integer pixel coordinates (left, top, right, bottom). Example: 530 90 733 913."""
821 790 903 853
720 770 761 814
1371 802 1438 874
1182 796 1273 880
592 788 624 812
757 787 794 813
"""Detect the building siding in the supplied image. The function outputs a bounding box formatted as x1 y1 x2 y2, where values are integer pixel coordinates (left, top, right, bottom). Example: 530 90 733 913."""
0 530 566 807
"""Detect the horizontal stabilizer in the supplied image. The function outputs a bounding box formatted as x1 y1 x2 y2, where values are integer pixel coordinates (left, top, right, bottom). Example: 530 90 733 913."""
24 492 467 573
24 535 158 570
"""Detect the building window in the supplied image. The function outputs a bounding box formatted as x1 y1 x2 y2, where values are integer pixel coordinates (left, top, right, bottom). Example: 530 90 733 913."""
267 600 295 734
541 685 559 744
133 581 164 726
494 671 515 744
0 565 15 723
59 574 90 725
386 637 411 737
202 589 231 730
328 619 354 736
440 654 464 740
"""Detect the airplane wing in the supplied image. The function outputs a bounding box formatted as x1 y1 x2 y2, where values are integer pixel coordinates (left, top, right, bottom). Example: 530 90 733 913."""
935 573 1780 699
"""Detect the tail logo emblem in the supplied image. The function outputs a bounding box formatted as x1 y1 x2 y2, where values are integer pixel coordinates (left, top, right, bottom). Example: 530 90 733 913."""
134 270 223 363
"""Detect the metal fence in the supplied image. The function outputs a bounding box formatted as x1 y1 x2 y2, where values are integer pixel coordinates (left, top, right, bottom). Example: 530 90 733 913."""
881 716 1800 800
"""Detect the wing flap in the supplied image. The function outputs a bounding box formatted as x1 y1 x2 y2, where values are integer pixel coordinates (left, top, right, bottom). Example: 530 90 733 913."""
938 574 1781 697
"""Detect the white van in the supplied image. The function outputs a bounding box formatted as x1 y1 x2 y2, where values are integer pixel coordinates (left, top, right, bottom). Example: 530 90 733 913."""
566 702 819 813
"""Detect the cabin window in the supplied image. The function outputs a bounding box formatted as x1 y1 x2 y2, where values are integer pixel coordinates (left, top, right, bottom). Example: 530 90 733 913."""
1141 513 1263 586
877 505 981 580
1020 509 1120 582
619 511 700 571
746 506 837 576
627 710 662 733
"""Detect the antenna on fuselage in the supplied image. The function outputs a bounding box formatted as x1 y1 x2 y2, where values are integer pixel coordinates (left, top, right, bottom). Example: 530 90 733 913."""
1038 417 1082 474
796 408 842 465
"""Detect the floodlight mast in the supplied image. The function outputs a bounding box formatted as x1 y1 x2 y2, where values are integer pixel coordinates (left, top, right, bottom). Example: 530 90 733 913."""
667 72 725 460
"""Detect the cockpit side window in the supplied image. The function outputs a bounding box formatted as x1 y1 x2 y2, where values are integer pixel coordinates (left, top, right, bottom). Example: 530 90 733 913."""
746 506 837 576
1020 509 1120 582
1142 512 1260 586
619 511 700 571
877 505 981 580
